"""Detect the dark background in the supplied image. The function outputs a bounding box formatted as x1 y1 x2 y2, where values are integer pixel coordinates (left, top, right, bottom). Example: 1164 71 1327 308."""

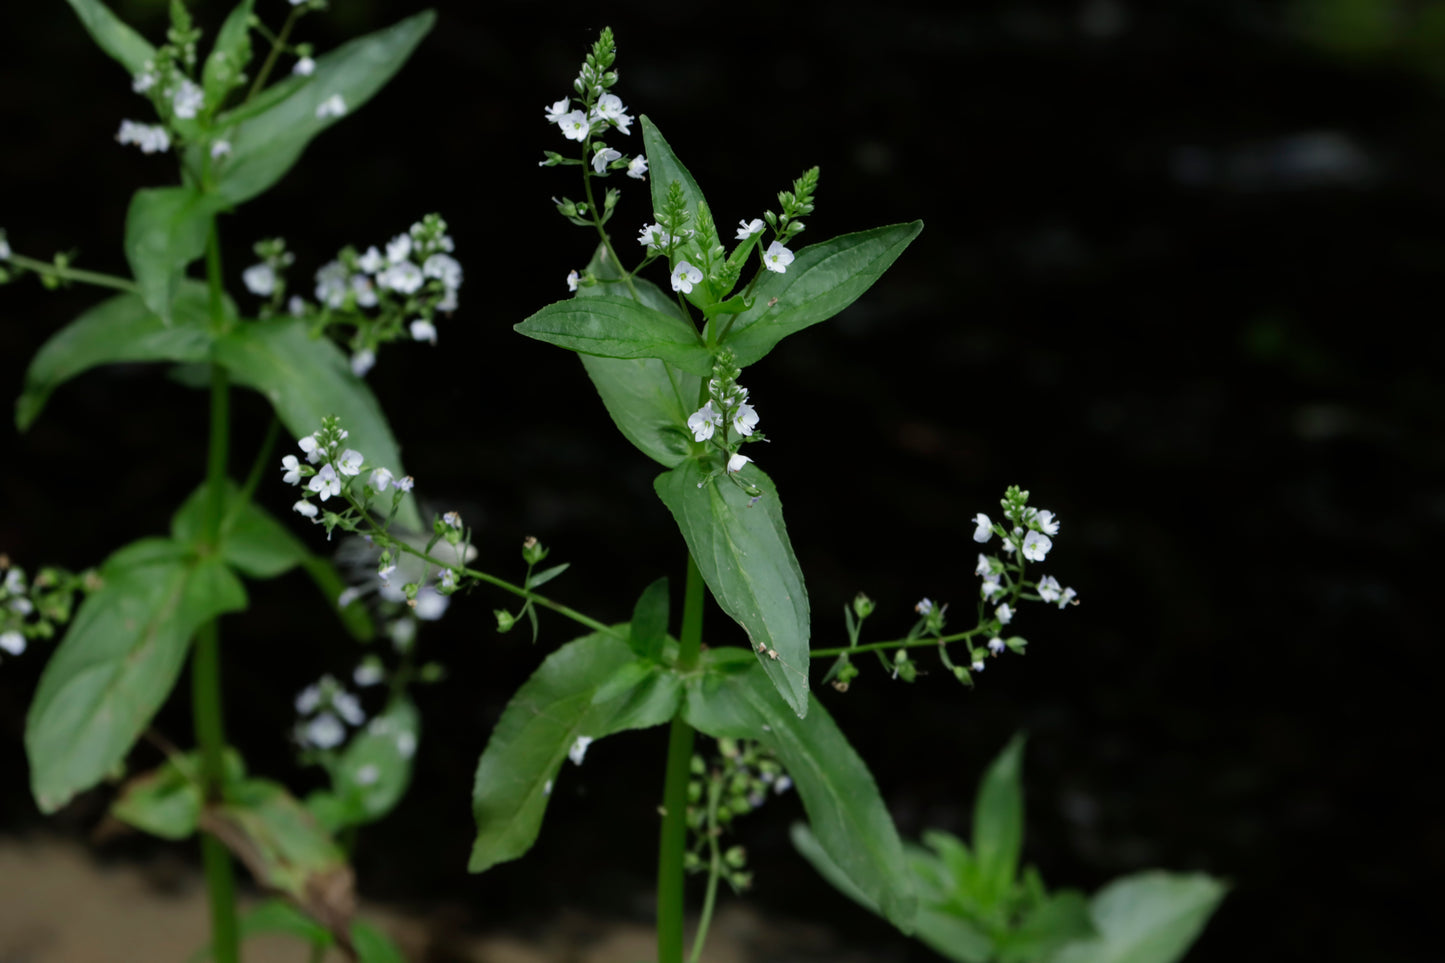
0 0 1438 960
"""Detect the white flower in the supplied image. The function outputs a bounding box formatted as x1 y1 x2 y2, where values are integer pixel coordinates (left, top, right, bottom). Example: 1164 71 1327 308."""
298 434 322 464
350 274 377 308
591 93 632 134
638 223 670 249
0 631 24 656
386 233 412 264
395 475 415 493
210 140 232 159
1057 587 1078 609
332 690 365 726
972 513 993 544
350 349 376 378
280 454 303 485
377 260 424 294
915 598 933 615
309 463 341 500
354 764 380 786
293 56 316 77
9 597 32 617
592 146 621 173
567 270 579 292
773 775 793 795
316 93 347 119
413 586 449 621
303 713 345 749
996 603 1013 625
727 453 752 473
132 64 157 93
354 662 384 687
443 511 463 530
396 730 417 759
988 636 1006 655
1033 509 1059 536
295 682 323 714
0 234 9 260
440 569 458 590
975 553 992 576
732 403 759 437
116 120 171 154
981 570 1004 600
242 263 276 297
544 97 571 123
736 218 765 240
293 499 318 518
972 660 986 673
423 253 463 290
1037 575 1062 603
314 259 348 307
410 320 438 345
288 295 307 317
171 79 204 120
558 109 590 141
378 561 396 583
762 241 794 273
687 401 721 441
336 449 364 476
437 288 459 312
1022 531 1053 562
358 246 385 274
670 260 703 294
627 155 648 179
569 735 594 765
369 467 393 492
3 570 24 594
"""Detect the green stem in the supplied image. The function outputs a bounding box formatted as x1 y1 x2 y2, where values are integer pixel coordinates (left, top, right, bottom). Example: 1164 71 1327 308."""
811 628 984 659
7 253 138 293
247 6 302 102
688 776 724 963
658 555 707 963
581 137 639 301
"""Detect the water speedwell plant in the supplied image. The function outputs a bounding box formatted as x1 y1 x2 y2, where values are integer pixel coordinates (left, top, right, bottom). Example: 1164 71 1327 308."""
3 8 1221 963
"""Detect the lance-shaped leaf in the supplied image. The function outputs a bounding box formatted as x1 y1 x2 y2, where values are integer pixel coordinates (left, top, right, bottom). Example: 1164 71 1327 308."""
654 460 810 716
26 539 248 813
213 316 420 529
1050 872 1227 963
575 246 701 468
201 0 255 109
124 186 228 322
171 481 309 579
515 295 715 376
972 732 1027 908
194 12 435 207
64 0 155 75
15 282 225 431
722 221 924 367
641 116 709 231
469 628 682 873
683 660 916 930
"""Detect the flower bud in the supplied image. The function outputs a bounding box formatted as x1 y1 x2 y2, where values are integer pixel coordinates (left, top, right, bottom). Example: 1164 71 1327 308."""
852 592 875 619
494 609 516 633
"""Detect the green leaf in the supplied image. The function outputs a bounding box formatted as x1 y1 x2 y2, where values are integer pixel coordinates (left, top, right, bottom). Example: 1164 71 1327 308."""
16 282 224 431
213 316 420 528
654 460 810 717
198 12 435 206
64 0 156 75
469 627 681 873
628 577 670 661
171 482 309 579
124 187 228 323
684 662 914 929
1049 873 1227 963
973 733 1026 907
26 541 247 813
351 921 408 963
307 698 420 832
641 116 710 236
998 890 1094 963
201 0 255 109
515 295 714 376
722 222 924 367
111 749 246 841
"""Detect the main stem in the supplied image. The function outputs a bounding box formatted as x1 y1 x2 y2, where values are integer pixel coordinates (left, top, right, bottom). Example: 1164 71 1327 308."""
195 225 240 963
657 554 706 963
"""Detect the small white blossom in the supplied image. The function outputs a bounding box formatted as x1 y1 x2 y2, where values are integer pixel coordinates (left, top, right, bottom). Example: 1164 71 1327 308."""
1022 530 1053 562
293 56 316 77
670 260 703 294
688 401 721 441
396 730 417 758
558 109 590 141
0 234 9 260
996 603 1013 625
569 735 594 765
316 93 347 119
989 636 1006 655
9 597 33 617
242 263 276 297
337 587 362 609
972 513 993 544
358 246 385 274
773 775 793 795
544 97 571 123
293 499 318 518
915 598 933 615
732 403 759 437
354 662 384 687
736 218 765 240
590 93 632 134
1057 586 1078 608
981 570 1004 600
627 155 648 179
295 682 323 714
592 146 621 173
976 553 993 576
395 475 415 493
0 631 24 656
309 463 341 500
210 139 232 159
354 763 380 786
332 690 365 726
727 453 752 474
314 259 348 308
280 454 303 486
350 274 378 309
567 270 579 292
116 120 171 154
423 253 463 290
171 79 204 120
288 295 307 317
440 569 458 590
762 241 794 273
3 570 24 594
336 449 364 476
350 349 376 378
1033 509 1059 536
410 320 438 344
972 660 986 673
1037 575 1062 603
298 434 322 465
132 64 158 93
369 467 393 492
377 260 424 294
443 511 463 530
638 223 671 249
303 712 345 749
377 561 396 583
437 288 459 312
413 586 449 620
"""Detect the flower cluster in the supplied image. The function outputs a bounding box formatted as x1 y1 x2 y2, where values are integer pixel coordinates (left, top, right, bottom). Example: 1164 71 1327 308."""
0 557 90 666
245 215 463 376
282 415 413 525
681 738 793 892
685 351 764 489
293 673 368 750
